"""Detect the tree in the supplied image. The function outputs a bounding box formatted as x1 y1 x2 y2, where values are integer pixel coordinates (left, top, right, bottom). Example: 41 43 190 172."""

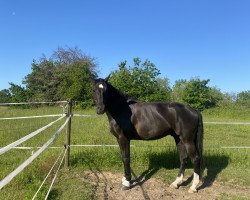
109 58 171 102
24 59 59 101
23 47 97 107
57 60 95 106
9 83 30 102
237 90 250 105
153 77 172 102
171 79 187 102
0 89 11 103
182 78 217 111
172 78 223 111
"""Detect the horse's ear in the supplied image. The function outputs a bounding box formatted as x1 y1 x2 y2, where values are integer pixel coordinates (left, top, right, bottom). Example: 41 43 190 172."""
90 75 97 85
105 74 111 82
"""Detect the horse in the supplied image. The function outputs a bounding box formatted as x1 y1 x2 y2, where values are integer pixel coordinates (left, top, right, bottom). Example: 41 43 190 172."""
93 76 204 193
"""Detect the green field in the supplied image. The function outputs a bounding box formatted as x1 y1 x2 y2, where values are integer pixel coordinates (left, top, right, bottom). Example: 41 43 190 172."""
0 105 250 199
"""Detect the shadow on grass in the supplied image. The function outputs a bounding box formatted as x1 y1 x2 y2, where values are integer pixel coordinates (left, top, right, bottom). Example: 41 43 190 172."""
47 189 61 200
198 154 229 190
131 150 229 192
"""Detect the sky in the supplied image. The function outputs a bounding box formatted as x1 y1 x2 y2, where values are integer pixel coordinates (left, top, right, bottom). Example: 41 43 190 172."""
0 0 249 93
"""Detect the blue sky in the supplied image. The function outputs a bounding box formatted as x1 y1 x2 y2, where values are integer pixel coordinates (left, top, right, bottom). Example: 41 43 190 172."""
0 0 249 93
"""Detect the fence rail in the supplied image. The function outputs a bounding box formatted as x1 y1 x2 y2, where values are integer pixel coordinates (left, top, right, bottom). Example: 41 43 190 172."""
0 114 65 120
0 100 72 197
0 115 65 155
0 101 67 106
204 121 250 125
0 118 69 190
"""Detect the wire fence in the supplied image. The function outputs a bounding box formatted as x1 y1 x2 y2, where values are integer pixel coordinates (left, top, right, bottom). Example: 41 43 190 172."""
0 118 69 190
204 121 250 125
0 114 65 120
0 101 67 106
31 149 66 200
0 100 71 198
0 100 249 197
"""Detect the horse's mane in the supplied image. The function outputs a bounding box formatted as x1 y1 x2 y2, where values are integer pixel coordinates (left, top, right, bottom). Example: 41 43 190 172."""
106 81 138 105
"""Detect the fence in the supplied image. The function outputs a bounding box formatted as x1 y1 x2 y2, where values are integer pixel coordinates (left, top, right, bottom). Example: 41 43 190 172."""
0 100 72 198
0 100 249 197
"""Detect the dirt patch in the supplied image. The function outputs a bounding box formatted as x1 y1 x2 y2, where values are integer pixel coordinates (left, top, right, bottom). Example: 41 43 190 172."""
81 171 250 200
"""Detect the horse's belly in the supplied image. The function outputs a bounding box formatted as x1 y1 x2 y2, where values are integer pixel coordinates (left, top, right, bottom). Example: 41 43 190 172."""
131 103 174 140
134 120 172 140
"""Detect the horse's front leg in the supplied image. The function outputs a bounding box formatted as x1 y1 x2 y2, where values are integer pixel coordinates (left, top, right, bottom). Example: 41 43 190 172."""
117 135 131 190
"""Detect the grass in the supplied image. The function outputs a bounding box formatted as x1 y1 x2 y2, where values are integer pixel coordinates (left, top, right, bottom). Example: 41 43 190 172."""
0 105 250 199
202 103 250 122
218 193 250 200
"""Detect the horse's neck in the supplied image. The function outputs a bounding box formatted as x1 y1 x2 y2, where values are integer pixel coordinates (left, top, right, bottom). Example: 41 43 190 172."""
106 86 129 119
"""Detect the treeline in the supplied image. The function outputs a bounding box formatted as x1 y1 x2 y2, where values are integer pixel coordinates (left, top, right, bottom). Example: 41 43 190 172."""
0 47 249 111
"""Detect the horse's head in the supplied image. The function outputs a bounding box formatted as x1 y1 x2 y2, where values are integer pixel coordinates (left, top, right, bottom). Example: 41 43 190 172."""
93 76 110 115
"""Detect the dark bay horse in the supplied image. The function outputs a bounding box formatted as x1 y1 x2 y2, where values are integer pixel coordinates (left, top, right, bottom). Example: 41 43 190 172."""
93 77 203 193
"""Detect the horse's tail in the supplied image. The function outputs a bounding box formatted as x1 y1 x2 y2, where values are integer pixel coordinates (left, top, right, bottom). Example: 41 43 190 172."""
196 110 204 177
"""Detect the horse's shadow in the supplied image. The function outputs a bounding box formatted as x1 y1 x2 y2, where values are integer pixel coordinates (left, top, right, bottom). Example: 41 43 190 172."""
130 150 229 191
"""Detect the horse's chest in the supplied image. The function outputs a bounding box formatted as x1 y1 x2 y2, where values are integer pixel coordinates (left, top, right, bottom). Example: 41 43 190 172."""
109 119 134 138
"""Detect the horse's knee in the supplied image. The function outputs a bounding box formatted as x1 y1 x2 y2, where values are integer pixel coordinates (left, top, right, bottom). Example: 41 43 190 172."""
190 154 200 165
181 157 188 165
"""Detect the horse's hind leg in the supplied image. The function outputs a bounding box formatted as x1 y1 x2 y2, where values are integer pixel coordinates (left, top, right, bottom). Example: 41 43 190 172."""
184 142 201 193
170 136 188 189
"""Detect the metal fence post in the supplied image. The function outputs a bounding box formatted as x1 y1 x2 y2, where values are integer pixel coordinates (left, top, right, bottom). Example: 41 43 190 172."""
65 99 72 168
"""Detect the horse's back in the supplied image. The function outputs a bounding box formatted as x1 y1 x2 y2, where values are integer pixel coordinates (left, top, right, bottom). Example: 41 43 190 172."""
130 102 199 139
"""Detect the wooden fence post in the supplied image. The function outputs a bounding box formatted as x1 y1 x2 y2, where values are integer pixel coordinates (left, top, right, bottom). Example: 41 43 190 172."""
65 99 72 168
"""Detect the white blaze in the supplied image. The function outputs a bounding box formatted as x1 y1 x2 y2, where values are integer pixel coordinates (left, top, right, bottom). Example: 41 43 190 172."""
98 84 104 89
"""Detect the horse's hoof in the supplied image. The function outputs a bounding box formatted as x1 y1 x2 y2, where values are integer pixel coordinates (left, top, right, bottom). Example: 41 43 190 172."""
188 188 198 193
170 183 178 189
121 185 130 190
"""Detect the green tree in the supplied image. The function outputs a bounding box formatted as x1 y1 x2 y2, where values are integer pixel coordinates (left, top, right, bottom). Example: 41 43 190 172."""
110 58 171 102
209 86 225 105
237 90 250 105
24 47 97 107
24 59 59 101
171 79 187 102
9 83 30 102
182 78 216 110
57 60 95 107
172 78 223 110
0 89 11 103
